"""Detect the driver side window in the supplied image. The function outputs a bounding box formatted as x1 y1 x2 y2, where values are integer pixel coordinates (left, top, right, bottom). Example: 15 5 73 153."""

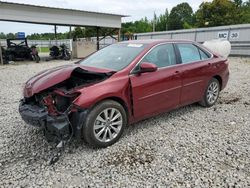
141 44 176 68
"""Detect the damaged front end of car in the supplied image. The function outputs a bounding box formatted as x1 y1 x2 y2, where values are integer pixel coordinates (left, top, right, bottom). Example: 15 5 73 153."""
19 88 80 142
19 65 113 143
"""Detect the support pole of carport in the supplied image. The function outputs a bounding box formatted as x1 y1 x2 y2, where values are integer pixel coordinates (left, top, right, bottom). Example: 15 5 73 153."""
69 26 73 60
0 41 3 65
69 26 72 39
117 28 121 42
96 27 100 50
54 25 57 45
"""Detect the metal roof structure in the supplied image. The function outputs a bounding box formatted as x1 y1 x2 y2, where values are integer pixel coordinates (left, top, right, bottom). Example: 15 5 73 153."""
0 1 128 64
0 1 127 28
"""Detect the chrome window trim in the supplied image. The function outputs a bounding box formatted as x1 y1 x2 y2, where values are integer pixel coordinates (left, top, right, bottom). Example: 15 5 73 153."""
130 41 214 75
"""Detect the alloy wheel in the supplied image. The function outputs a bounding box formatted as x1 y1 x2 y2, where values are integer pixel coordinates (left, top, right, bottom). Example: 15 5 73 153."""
206 81 219 104
93 108 123 143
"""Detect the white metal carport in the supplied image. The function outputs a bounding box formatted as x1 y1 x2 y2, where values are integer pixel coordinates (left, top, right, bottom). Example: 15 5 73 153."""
0 1 127 64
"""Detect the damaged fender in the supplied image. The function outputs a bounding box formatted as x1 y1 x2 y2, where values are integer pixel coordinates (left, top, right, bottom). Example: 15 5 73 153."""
20 64 118 141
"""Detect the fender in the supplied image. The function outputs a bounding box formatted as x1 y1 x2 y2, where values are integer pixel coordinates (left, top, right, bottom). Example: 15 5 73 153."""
73 75 133 120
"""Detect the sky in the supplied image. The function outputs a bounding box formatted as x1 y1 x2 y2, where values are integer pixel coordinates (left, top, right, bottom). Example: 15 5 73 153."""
0 0 208 35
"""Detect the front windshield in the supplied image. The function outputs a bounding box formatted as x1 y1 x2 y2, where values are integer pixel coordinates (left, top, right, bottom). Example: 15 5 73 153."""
79 43 146 71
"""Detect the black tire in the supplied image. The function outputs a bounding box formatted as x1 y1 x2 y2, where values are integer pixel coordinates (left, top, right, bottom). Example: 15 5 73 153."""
199 78 220 107
82 100 127 148
35 55 40 63
8 54 14 61
29 54 33 61
63 56 70 60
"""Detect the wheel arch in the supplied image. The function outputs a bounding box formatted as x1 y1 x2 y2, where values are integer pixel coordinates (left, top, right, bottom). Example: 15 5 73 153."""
104 97 129 118
213 75 222 90
89 96 130 123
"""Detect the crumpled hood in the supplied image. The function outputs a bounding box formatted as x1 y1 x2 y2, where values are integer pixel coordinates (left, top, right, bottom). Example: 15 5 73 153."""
23 64 112 98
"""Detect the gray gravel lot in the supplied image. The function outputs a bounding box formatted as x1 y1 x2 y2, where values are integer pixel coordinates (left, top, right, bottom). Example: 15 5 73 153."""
0 57 249 187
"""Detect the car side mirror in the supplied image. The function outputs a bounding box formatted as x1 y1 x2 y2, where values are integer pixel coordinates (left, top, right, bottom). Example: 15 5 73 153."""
138 62 158 73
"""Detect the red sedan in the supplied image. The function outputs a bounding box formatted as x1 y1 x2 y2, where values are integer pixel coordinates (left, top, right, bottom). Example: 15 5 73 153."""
19 40 229 148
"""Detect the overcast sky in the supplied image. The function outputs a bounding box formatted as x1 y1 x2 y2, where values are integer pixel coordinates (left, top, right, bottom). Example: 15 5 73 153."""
0 0 208 34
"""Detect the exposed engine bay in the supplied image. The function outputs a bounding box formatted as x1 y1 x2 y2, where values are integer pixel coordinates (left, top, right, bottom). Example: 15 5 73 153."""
25 67 112 115
19 67 113 142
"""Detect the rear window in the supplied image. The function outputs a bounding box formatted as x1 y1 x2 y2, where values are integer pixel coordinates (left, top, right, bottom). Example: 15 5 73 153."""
199 49 211 60
177 43 211 64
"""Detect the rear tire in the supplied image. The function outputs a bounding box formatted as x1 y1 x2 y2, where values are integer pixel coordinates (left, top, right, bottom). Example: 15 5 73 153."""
82 100 127 148
8 54 14 61
199 78 220 107
35 55 40 63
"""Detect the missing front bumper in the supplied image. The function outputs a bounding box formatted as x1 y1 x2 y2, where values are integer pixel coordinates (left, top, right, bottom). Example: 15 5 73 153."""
19 100 71 142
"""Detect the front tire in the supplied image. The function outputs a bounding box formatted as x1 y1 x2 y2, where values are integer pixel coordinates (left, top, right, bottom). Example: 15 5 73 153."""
199 78 220 107
82 100 127 148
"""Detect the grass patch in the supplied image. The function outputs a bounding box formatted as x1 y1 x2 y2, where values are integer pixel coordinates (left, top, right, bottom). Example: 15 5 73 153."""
37 47 50 53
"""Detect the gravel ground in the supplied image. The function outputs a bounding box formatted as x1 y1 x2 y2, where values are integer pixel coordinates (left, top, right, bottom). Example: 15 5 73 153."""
0 57 249 187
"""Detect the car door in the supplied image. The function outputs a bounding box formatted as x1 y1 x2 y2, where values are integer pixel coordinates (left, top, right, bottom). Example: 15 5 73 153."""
129 43 182 120
175 43 212 106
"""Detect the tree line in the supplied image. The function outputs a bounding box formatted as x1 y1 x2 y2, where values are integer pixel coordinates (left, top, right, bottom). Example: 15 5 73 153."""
122 0 250 34
0 0 249 40
0 32 69 40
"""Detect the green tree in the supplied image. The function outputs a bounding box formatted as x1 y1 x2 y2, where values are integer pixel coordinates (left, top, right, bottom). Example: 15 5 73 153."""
121 17 152 35
6 33 15 39
155 9 169 31
72 27 85 39
233 0 243 7
121 22 136 34
0 32 6 39
168 3 194 30
195 0 241 27
134 18 152 33
26 32 70 40
71 26 116 39
241 0 250 23
183 22 193 29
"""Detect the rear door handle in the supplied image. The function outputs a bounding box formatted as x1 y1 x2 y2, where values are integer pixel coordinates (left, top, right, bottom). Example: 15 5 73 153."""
174 70 181 78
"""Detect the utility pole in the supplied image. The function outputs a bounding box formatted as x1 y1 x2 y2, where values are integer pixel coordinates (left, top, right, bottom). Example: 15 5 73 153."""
153 11 156 32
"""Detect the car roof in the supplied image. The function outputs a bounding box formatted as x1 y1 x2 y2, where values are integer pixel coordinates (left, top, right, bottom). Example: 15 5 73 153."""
120 39 194 45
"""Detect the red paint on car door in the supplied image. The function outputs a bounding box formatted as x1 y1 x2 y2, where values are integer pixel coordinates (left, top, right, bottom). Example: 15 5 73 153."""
129 66 182 120
176 43 212 106
180 61 208 105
